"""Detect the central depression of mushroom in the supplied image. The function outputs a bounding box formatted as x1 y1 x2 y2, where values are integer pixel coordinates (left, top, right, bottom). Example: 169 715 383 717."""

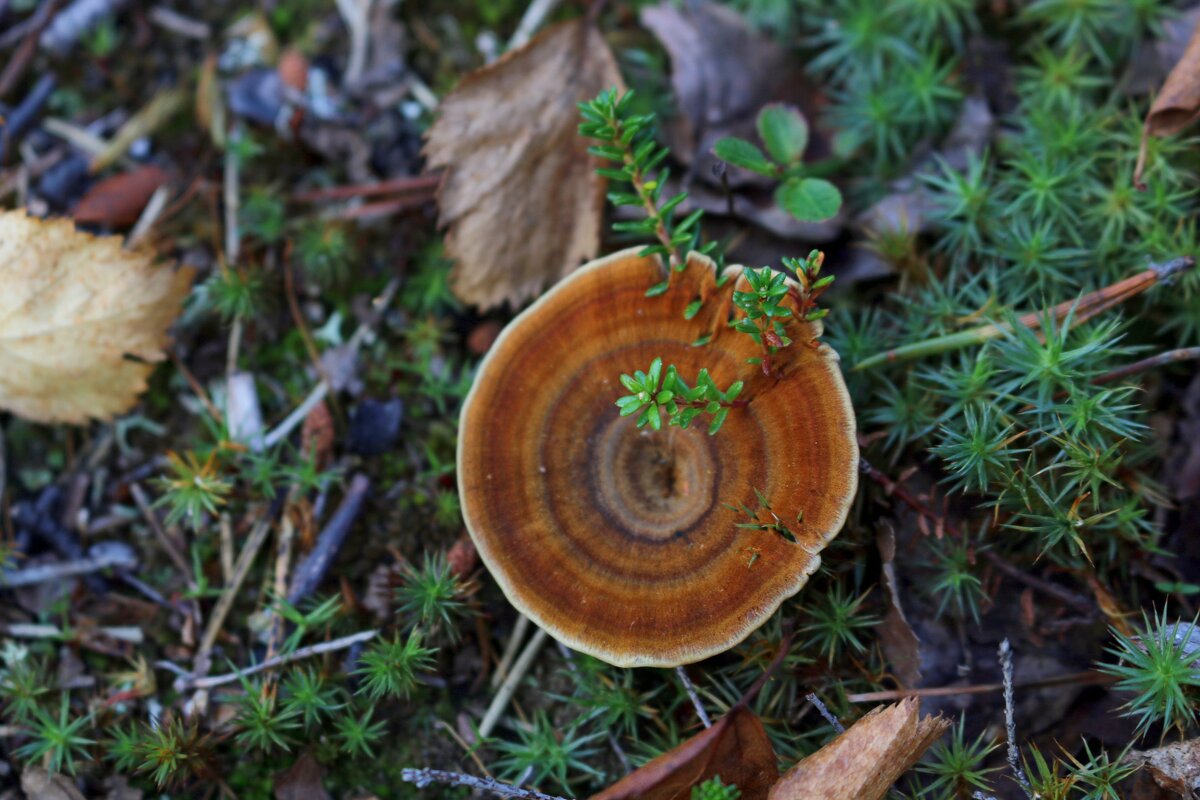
458 248 858 667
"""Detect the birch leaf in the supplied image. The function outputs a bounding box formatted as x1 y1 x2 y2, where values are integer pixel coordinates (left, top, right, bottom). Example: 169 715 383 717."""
424 18 623 310
0 211 194 424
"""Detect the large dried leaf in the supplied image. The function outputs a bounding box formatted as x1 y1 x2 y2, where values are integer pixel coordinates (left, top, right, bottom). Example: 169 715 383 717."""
768 699 949 800
591 705 779 800
0 211 193 423
424 19 623 310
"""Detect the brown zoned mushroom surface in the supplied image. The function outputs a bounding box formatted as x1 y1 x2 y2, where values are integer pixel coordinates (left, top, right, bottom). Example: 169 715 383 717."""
458 248 858 667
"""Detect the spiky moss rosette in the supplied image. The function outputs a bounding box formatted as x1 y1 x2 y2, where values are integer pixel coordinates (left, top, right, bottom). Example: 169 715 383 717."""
458 248 858 667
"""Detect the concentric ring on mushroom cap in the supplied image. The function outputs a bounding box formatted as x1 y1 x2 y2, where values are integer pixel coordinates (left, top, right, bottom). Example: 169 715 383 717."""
458 248 858 667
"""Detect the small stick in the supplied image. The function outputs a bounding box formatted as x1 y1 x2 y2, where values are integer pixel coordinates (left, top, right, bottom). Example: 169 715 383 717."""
193 515 273 670
125 183 171 249
401 768 569 800
806 692 845 734
847 670 1108 702
218 513 234 585
492 614 531 689
266 487 302 659
147 6 211 39
1091 346 1200 385
179 629 377 690
262 277 400 450
287 474 371 604
982 552 1092 615
479 626 548 739
1 548 136 586
1 623 142 643
859 456 958 538
293 173 440 202
168 349 223 424
263 381 330 450
129 483 196 592
999 640 1034 799
676 666 712 728
508 0 563 49
855 257 1195 371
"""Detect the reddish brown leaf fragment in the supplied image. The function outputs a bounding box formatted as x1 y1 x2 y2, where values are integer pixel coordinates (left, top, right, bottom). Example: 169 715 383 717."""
591 705 779 800
74 165 171 228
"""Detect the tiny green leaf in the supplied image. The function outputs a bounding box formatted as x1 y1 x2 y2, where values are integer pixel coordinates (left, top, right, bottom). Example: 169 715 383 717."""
713 137 777 177
757 104 808 165
775 177 842 222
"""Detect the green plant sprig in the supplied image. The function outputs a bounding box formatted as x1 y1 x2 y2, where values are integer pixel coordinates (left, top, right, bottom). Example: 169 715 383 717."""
713 104 844 223
615 358 745 435
732 252 833 375
579 88 710 294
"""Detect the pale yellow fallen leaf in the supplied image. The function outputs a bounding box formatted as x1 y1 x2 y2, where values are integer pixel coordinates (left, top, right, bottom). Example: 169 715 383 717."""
768 698 949 800
0 211 193 424
424 18 624 310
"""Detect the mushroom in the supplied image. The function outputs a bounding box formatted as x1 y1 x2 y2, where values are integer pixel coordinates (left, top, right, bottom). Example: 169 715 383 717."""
458 248 858 667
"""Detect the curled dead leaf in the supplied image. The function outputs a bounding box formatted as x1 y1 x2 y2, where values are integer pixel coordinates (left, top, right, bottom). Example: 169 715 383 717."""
591 705 779 800
424 18 624 310
1137 20 1200 184
877 523 923 689
767 698 949 800
0 211 193 424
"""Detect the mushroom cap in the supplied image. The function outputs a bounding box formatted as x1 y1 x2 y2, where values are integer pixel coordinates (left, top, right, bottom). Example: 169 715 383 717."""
458 248 858 667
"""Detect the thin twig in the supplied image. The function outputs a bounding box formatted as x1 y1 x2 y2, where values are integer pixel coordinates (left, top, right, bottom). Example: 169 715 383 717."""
676 666 712 728
263 381 330 450
982 552 1092 615
1 549 136 587
855 257 1195 371
846 670 1109 703
1 623 142 643
859 455 958 538
1091 346 1200 385
191 515 273 676
492 614 531 689
480 626 547 739
129 483 196 593
999 640 1034 798
287 474 371 605
806 692 845 734
508 0 562 49
178 629 378 690
126 183 171 250
401 768 570 800
261 277 400 450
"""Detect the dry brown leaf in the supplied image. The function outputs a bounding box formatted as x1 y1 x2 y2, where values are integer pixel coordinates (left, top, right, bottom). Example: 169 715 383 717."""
20 768 87 800
0 211 193 423
767 698 949 800
424 18 623 310
1130 737 1200 796
591 705 780 800
1137 20 1200 184
274 749 332 800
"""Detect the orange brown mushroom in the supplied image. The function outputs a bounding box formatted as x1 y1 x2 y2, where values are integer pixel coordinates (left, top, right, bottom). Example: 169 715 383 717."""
457 248 858 668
